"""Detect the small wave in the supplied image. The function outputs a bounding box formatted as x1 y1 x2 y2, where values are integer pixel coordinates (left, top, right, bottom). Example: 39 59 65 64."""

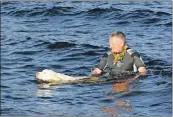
50 64 64 69
58 57 84 61
134 9 154 14
38 96 53 99
8 9 34 17
47 42 76 49
4 6 77 17
150 103 162 107
146 59 169 66
81 43 102 49
150 70 172 77
64 23 90 29
1 1 18 5
87 7 123 15
4 41 18 46
75 66 89 70
109 21 130 25
26 36 32 40
141 18 160 24
164 22 172 27
32 41 51 47
1 85 10 89
145 59 172 77
99 98 114 103
15 29 57 33
155 11 171 16
14 50 42 55
83 51 100 56
75 30 91 34
1 72 13 76
116 21 129 25
1 107 13 114
23 64 35 68
69 51 100 57
28 7 46 17
43 6 75 16
3 95 26 100
27 79 38 83
119 9 154 19
47 41 105 50
120 90 148 98
155 81 167 86
3 5 124 17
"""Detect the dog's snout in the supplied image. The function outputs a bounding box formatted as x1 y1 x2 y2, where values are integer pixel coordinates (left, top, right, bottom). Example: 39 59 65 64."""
36 72 40 77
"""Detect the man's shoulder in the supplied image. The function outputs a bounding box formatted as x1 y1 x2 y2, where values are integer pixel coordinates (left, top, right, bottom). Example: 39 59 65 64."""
102 51 112 58
126 48 140 57
107 51 112 55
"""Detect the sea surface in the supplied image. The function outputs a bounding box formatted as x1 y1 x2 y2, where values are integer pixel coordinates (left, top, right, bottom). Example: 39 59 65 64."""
1 1 172 116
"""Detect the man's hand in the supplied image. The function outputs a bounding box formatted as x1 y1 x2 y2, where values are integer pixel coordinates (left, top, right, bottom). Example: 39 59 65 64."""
138 67 147 75
92 68 102 76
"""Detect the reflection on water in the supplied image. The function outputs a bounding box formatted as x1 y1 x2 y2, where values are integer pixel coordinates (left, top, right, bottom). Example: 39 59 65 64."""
103 99 132 116
36 89 53 97
103 80 133 115
37 83 60 89
112 82 130 93
36 84 60 97
38 83 52 89
112 74 140 93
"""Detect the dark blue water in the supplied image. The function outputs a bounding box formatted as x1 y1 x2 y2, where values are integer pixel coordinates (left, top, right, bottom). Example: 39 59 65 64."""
1 1 172 116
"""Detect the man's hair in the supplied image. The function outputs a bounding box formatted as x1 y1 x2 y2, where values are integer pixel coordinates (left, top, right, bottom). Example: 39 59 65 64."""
110 31 126 42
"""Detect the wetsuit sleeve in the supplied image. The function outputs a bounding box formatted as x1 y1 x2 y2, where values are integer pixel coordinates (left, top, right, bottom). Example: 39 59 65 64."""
132 52 145 69
97 53 108 70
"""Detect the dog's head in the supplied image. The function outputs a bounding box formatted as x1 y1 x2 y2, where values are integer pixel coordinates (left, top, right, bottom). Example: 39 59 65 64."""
36 69 61 82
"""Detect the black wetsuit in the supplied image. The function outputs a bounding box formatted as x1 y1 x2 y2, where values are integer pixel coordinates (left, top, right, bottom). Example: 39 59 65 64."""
97 48 145 80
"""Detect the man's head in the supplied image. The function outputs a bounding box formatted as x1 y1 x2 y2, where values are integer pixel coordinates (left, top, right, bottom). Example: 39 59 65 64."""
109 31 126 53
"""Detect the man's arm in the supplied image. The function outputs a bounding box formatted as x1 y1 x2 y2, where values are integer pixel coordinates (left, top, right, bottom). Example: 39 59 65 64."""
132 52 147 75
92 53 109 76
97 53 109 70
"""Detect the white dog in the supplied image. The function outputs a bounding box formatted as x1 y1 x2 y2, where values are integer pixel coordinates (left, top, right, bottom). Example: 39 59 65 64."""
35 69 138 85
36 69 93 84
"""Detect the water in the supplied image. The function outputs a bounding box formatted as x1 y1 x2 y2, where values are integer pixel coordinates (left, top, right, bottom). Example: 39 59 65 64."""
1 1 172 116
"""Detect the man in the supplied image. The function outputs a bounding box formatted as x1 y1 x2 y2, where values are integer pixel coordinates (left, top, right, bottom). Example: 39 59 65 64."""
92 31 147 78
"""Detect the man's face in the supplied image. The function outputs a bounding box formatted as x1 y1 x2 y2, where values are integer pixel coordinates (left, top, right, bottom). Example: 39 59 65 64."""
109 36 125 53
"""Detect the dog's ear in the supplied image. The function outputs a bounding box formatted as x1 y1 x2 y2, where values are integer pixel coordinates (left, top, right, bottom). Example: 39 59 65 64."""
42 69 48 72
